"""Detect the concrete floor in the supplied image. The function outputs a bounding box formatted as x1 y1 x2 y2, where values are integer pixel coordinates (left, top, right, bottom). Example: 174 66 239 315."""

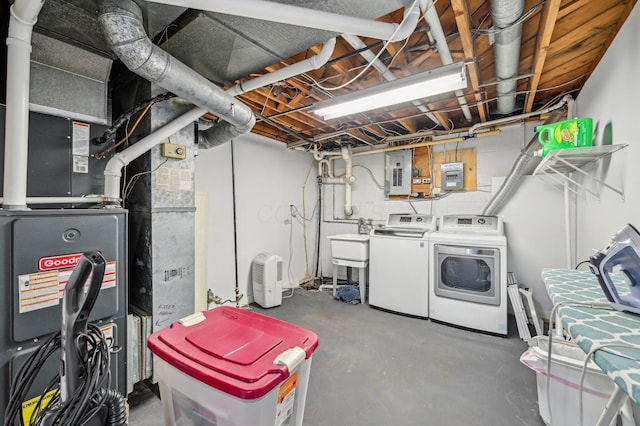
129 288 545 426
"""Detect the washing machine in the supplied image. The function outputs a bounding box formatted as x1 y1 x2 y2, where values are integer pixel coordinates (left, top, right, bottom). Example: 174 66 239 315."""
368 213 437 317
429 215 508 335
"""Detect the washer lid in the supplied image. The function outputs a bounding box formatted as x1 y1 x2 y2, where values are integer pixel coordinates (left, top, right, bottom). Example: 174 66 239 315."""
148 306 318 399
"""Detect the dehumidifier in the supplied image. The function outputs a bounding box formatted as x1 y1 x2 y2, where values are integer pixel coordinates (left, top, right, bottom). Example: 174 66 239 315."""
252 253 283 308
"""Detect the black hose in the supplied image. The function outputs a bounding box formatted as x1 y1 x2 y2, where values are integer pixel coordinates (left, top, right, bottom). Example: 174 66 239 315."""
100 388 127 426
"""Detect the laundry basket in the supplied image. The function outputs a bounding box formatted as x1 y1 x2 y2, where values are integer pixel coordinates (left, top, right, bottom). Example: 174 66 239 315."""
520 335 615 426
148 307 319 426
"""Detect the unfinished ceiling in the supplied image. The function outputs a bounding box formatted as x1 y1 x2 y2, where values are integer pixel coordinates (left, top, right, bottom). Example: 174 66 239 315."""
19 0 640 150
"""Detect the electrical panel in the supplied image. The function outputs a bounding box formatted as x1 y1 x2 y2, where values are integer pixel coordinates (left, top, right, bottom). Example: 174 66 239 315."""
385 150 412 196
441 162 464 190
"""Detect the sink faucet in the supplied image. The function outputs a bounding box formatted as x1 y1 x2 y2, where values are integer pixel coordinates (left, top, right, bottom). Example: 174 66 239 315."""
358 217 370 234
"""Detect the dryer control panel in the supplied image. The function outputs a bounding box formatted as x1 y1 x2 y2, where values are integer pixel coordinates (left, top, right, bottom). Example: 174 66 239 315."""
439 215 504 235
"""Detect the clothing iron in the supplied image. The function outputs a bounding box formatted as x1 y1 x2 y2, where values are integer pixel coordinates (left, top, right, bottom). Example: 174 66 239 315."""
589 224 640 315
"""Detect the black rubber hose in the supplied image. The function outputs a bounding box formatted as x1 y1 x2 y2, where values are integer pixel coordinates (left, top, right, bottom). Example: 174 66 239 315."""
100 388 127 426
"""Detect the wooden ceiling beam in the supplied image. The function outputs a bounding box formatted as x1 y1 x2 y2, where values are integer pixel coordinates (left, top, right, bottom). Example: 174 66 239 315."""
451 0 487 122
557 0 596 20
525 0 561 113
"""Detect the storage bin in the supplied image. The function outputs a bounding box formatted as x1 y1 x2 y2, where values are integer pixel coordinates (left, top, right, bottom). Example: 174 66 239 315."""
520 335 615 426
148 307 319 426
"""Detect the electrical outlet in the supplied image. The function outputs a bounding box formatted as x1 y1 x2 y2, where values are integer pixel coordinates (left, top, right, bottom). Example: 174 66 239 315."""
432 187 441 194
412 178 421 184
161 143 187 159
422 178 431 184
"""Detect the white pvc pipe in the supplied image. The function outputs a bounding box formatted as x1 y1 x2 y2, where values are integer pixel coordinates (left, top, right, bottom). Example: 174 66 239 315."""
2 0 45 210
341 146 354 217
227 38 336 96
147 0 420 42
103 107 206 203
419 0 472 122
0 196 105 205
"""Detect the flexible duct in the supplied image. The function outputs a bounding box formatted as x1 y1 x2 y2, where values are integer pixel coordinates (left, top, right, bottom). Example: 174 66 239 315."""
147 0 420 42
98 0 255 145
2 0 45 210
482 106 568 216
491 0 524 114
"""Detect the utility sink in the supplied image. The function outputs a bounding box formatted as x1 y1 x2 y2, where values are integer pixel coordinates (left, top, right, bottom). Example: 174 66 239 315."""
328 233 370 262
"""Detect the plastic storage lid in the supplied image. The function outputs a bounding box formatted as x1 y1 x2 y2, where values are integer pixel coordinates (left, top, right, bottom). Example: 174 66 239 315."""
147 306 319 400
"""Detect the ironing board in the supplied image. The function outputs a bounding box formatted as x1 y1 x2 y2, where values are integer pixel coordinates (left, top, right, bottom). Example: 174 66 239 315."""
542 268 640 425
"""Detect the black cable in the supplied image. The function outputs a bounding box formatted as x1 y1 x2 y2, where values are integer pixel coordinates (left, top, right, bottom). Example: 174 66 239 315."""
92 92 176 146
3 324 125 426
575 259 591 269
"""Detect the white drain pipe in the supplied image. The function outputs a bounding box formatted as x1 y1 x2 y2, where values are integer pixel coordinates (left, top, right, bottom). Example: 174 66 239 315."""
147 0 420 42
318 146 355 217
226 38 336 97
2 0 45 210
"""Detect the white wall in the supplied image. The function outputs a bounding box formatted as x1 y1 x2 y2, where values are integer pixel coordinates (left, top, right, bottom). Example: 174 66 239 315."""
319 122 542 276
195 133 318 306
574 4 639 257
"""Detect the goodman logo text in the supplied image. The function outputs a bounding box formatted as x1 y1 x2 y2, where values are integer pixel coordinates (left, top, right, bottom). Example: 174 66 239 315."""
39 253 82 271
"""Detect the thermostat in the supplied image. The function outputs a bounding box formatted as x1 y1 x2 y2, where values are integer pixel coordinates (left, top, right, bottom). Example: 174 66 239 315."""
441 162 464 190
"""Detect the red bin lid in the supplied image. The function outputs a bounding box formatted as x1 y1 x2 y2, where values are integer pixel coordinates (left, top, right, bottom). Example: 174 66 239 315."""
147 306 319 399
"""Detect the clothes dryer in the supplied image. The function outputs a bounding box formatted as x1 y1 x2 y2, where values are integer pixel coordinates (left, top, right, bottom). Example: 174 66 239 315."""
429 215 508 335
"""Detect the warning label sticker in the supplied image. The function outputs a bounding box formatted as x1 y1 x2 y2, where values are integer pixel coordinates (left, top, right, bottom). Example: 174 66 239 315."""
18 260 117 313
275 373 298 426
21 389 58 424
18 271 59 313
72 121 90 156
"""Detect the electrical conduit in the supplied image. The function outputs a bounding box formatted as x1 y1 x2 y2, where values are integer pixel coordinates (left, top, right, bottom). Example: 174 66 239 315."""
2 0 45 210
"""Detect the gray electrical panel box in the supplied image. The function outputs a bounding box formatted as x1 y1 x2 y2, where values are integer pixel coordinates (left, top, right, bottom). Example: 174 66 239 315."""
441 162 464 190
385 150 412 196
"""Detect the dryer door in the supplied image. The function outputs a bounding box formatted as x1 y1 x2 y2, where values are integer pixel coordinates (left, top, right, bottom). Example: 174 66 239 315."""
434 244 500 306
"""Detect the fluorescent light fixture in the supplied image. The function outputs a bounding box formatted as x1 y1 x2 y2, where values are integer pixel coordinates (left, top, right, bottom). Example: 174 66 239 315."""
312 62 467 120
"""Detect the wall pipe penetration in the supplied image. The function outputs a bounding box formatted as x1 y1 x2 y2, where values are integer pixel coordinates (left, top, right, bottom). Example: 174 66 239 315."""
2 0 45 210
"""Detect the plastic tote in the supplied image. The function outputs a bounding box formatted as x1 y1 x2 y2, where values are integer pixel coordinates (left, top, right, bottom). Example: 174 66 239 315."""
148 307 319 426
520 335 615 426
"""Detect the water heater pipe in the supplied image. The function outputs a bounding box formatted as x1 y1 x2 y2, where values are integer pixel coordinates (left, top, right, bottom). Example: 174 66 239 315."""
2 0 45 210
147 0 420 42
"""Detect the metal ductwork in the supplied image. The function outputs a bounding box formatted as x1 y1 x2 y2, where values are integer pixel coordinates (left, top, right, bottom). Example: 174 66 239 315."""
491 0 524 114
482 103 568 216
98 0 256 143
